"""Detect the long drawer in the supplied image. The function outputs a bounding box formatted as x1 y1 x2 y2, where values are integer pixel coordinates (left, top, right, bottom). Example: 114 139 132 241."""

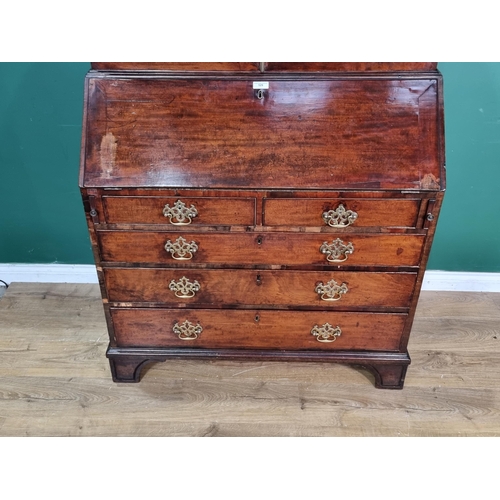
104 268 417 308
110 308 407 351
98 231 425 267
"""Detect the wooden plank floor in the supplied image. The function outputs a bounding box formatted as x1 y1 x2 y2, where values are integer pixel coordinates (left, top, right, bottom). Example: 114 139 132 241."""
0 282 499 436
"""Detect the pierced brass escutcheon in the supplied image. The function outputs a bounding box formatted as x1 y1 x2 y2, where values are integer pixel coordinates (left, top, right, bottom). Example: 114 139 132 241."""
163 200 198 225
320 238 354 263
169 276 201 298
322 204 358 228
311 323 342 343
164 236 198 260
173 320 203 340
315 279 348 301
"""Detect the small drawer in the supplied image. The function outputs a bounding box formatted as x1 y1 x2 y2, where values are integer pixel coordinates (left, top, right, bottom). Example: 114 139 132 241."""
263 198 421 228
102 196 255 225
104 268 417 309
98 231 425 267
111 308 407 351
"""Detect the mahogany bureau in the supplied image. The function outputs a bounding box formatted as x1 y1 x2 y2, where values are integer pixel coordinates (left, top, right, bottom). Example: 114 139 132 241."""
80 62 445 389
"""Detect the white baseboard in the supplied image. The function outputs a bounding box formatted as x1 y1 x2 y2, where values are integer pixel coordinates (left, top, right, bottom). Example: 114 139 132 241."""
0 264 98 284
421 270 500 292
0 264 499 293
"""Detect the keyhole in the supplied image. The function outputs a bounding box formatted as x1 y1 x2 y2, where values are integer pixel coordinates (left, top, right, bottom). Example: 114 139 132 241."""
256 89 265 100
255 314 260 322
256 236 263 245
256 274 262 286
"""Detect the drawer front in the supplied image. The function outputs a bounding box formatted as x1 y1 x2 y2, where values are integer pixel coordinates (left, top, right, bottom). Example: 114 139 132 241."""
263 198 420 228
103 196 255 225
104 268 417 308
111 308 407 351
98 231 425 267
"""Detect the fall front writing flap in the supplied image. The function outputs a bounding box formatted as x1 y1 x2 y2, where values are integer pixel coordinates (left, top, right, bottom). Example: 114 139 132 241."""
80 76 444 191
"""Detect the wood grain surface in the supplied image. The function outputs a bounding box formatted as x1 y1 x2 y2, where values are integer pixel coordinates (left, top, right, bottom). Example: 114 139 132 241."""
91 62 438 72
263 198 421 228
110 307 407 350
98 230 426 267
103 268 417 308
0 283 499 436
81 77 443 190
103 195 256 225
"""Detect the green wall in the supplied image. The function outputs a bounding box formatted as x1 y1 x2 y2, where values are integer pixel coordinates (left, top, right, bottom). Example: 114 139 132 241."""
0 63 92 264
428 63 500 272
1 62 499 272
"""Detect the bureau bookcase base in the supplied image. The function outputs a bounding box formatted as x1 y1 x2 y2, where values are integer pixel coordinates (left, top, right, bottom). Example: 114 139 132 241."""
80 62 445 390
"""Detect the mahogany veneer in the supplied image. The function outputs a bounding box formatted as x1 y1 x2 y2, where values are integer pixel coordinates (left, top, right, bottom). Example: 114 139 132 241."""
103 268 417 309
98 231 425 267
80 62 445 389
110 309 407 351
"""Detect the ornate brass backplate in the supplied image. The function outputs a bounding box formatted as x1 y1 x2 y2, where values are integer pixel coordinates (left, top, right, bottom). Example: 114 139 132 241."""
315 279 348 301
173 320 203 340
311 323 342 343
320 238 354 263
164 236 199 260
163 200 198 225
322 204 358 228
169 276 201 298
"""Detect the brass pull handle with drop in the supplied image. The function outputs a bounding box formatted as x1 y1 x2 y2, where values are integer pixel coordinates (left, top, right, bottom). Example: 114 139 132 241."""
315 279 348 301
163 200 198 225
164 236 198 260
173 320 203 340
322 204 358 228
320 238 354 263
311 323 342 343
169 276 201 298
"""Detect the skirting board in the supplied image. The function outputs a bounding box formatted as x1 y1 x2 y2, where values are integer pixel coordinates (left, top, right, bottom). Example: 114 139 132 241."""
0 264 499 293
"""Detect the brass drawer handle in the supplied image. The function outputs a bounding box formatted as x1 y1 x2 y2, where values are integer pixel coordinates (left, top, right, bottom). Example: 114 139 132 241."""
163 200 198 225
164 236 198 260
320 238 354 263
169 276 201 298
322 204 358 228
315 279 348 301
311 323 342 343
173 320 203 340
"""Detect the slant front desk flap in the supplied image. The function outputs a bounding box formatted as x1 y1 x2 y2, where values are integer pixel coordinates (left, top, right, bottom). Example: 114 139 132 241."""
81 77 443 190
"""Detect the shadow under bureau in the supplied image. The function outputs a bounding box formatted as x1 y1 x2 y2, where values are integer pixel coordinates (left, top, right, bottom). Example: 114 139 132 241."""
80 62 445 389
